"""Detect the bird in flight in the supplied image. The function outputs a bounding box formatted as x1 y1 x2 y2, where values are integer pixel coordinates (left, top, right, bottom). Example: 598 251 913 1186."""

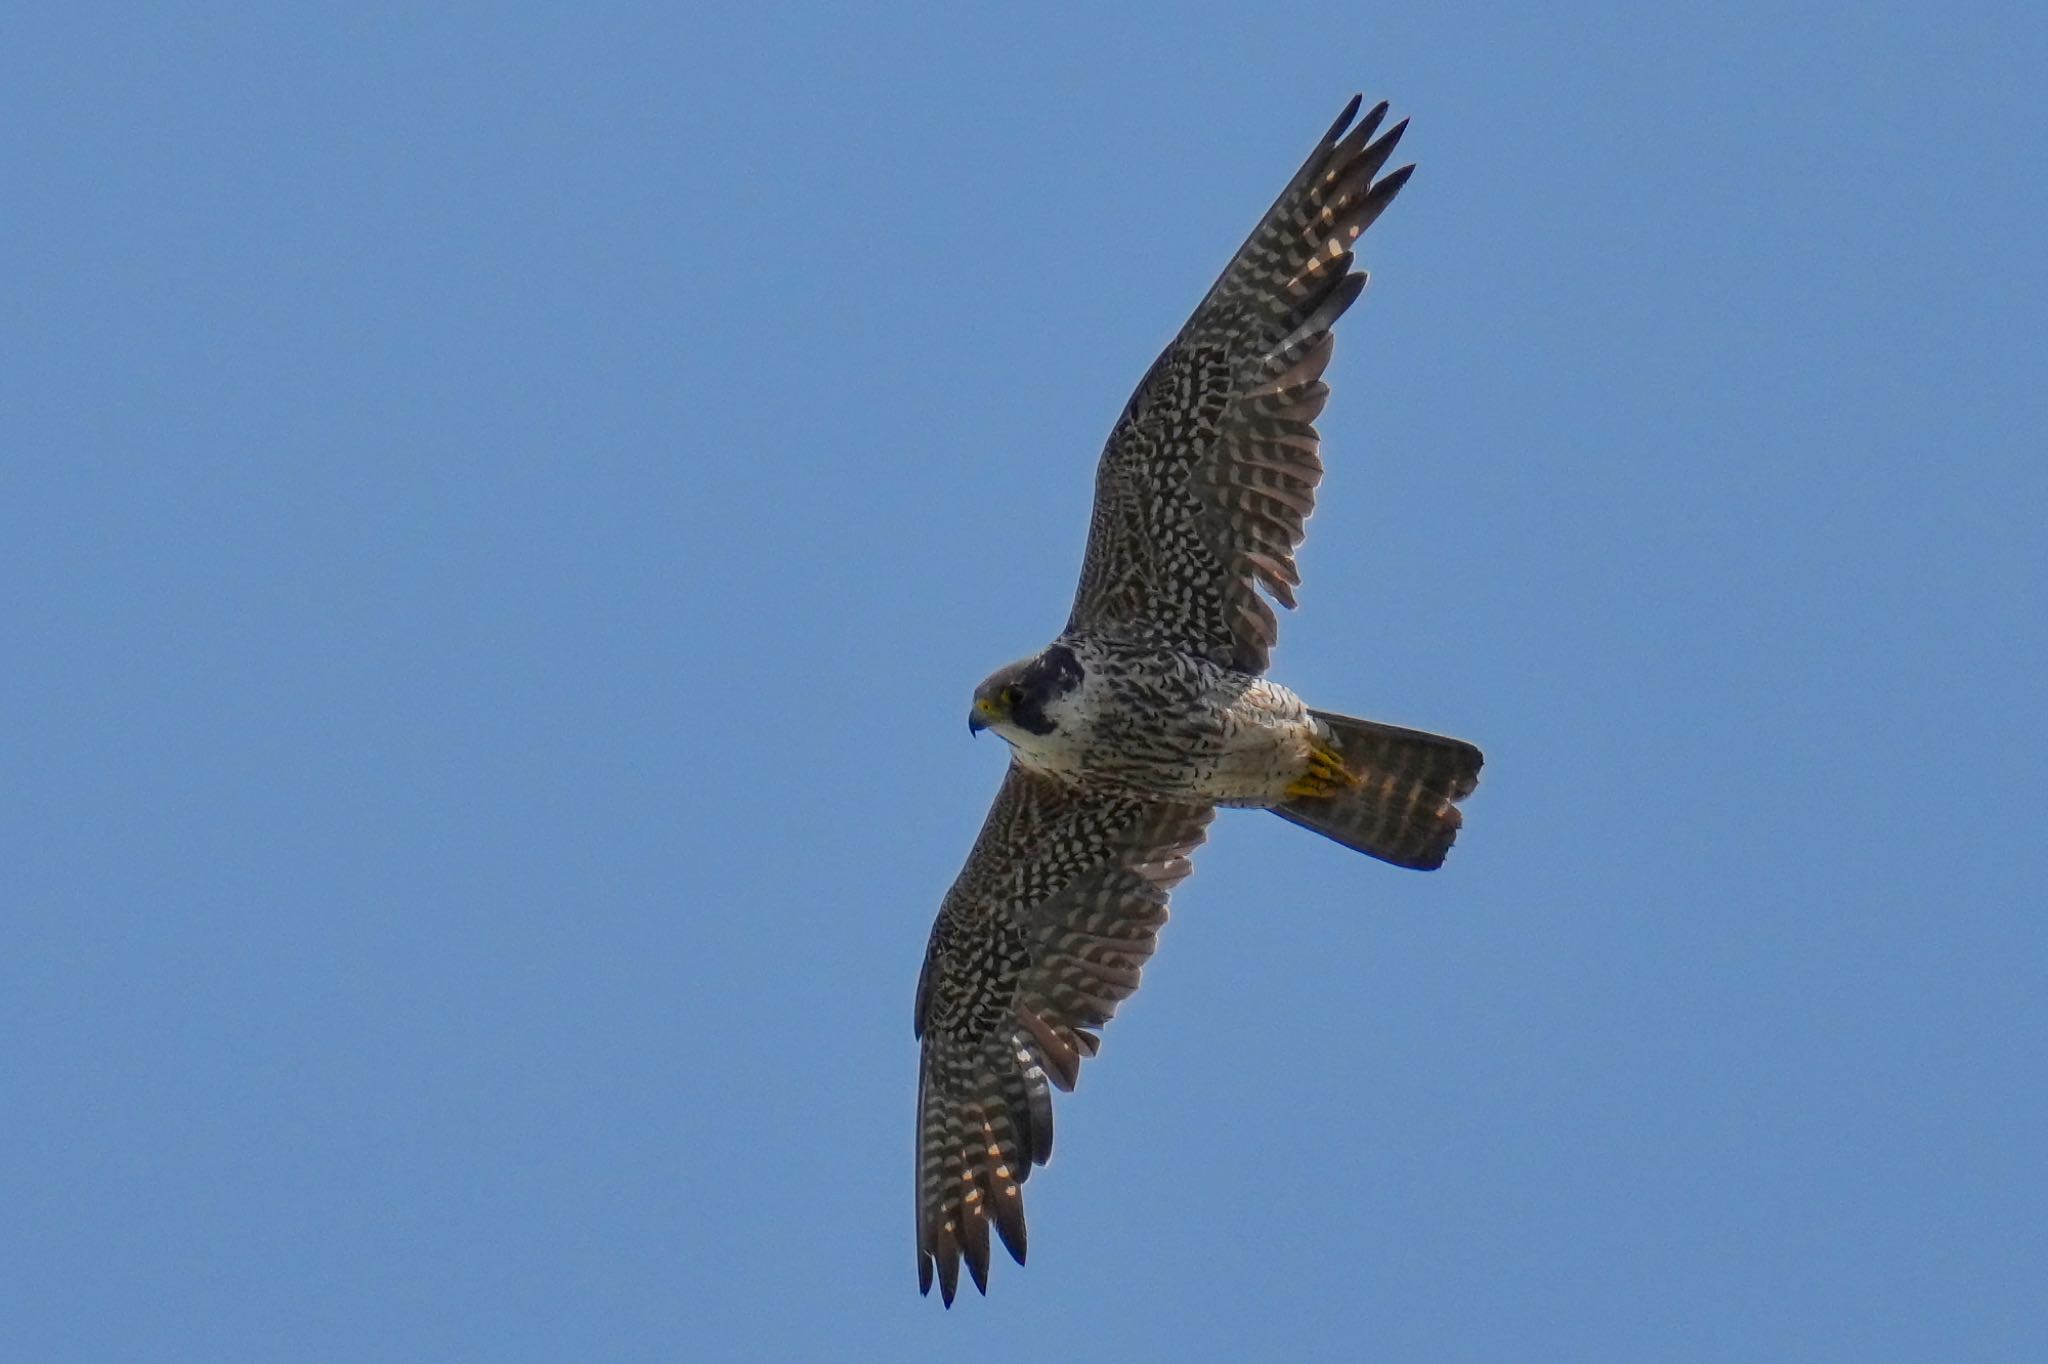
912 95 1482 1305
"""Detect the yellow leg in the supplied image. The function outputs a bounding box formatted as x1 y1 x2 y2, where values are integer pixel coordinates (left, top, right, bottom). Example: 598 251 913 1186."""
1283 739 1358 799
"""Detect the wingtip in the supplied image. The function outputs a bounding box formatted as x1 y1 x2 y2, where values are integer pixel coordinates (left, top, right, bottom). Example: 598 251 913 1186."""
993 1197 1028 1267
1323 93 1364 145
1366 116 1411 165
1344 99 1392 153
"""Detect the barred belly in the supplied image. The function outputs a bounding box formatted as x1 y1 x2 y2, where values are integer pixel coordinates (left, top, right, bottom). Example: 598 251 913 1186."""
1006 636 1318 807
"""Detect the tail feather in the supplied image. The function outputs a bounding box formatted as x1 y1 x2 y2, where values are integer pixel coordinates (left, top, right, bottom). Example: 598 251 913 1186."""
1273 710 1482 869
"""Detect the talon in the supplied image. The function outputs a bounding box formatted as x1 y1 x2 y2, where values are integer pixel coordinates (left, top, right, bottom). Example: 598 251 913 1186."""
1284 743 1358 799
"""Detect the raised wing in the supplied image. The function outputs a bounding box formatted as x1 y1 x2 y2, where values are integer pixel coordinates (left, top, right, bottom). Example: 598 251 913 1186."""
1067 96 1413 674
912 765 1213 1304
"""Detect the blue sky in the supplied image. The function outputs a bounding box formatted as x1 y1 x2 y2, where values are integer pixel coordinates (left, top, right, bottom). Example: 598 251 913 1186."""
4 4 2043 1360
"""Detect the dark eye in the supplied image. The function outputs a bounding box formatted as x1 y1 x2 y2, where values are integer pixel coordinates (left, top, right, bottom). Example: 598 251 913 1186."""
1000 684 1023 706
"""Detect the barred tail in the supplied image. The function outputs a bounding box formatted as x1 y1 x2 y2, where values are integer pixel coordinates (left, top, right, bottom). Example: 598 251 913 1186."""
1272 710 1483 870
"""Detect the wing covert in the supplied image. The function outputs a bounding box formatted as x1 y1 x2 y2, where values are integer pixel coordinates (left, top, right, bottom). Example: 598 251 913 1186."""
1067 96 1414 673
912 764 1212 1304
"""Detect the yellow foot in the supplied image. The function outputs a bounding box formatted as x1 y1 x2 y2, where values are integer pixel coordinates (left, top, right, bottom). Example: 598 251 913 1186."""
1283 742 1358 799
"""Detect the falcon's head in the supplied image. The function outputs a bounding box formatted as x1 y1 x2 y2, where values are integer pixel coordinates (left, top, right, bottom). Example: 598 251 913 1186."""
968 644 1084 739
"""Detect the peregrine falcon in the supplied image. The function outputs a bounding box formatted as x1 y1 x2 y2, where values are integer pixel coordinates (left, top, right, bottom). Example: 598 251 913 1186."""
912 95 1483 1305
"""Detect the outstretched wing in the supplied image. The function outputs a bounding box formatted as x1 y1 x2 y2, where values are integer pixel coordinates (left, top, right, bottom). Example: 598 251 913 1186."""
912 765 1213 1304
1067 96 1413 674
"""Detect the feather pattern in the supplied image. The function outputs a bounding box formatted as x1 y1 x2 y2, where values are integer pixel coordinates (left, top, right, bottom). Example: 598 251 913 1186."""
1067 97 1414 674
913 764 1211 1304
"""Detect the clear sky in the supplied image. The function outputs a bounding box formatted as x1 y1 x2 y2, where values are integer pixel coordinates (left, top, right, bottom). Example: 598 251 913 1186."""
4 4 2043 1360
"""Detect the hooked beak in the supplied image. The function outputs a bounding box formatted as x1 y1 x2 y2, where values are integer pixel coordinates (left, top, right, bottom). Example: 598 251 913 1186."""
968 712 986 735
969 696 1002 735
